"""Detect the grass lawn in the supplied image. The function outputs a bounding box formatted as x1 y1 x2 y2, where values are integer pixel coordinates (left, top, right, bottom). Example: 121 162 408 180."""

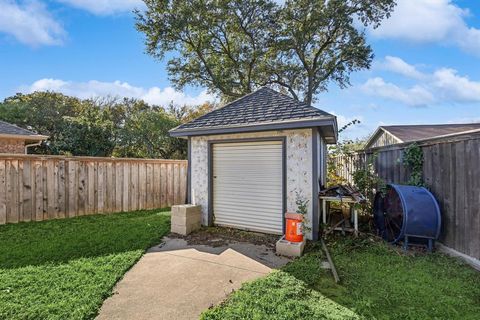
202 236 480 320
0 209 171 320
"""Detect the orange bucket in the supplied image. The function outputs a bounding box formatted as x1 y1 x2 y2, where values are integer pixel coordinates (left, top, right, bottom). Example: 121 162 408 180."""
285 212 303 242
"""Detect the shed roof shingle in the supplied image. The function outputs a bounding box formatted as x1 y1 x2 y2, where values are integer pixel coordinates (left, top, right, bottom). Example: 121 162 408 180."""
171 87 335 134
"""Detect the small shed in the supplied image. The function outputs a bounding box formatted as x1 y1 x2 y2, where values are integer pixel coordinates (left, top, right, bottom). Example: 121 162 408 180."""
364 123 480 149
170 87 337 240
0 120 48 154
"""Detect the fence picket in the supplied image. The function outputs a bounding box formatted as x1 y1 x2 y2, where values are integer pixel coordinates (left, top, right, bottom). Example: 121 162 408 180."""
330 134 480 260
0 155 187 225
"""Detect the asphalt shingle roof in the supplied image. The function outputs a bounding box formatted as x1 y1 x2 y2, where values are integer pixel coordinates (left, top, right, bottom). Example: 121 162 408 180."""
0 120 40 136
172 87 334 132
383 123 480 142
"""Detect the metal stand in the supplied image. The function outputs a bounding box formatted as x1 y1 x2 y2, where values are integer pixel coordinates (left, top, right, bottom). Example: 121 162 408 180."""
320 196 359 237
403 235 435 252
403 235 409 251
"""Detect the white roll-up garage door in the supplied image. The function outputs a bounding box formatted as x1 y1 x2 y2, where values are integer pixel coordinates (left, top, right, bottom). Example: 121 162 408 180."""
213 140 283 234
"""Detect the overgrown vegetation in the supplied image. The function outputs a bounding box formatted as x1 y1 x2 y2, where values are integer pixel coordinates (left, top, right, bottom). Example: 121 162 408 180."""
326 119 385 216
402 143 424 187
295 191 311 234
327 119 366 187
295 191 309 216
0 92 215 159
352 154 386 214
202 236 480 320
0 209 171 320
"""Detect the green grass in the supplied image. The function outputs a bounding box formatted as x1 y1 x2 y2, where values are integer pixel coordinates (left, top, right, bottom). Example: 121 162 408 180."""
0 209 171 320
202 237 480 320
201 270 360 320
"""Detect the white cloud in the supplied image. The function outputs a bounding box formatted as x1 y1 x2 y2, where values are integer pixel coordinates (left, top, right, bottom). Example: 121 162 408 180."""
362 57 480 106
142 87 215 106
57 0 143 15
0 0 65 46
379 56 425 80
432 68 480 103
370 0 480 55
361 77 434 107
25 78 216 106
455 27 480 54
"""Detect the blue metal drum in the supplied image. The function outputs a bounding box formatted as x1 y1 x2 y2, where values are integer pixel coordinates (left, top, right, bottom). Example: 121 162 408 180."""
374 184 441 251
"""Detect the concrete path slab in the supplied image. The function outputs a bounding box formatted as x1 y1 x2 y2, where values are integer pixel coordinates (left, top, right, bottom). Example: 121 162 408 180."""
97 237 290 320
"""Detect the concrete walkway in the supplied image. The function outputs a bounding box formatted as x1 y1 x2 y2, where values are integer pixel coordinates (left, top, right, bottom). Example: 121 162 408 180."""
97 237 290 320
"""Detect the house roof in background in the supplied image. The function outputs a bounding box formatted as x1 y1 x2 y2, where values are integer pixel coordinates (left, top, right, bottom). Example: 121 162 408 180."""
169 87 337 142
383 123 480 142
0 120 47 140
365 123 480 149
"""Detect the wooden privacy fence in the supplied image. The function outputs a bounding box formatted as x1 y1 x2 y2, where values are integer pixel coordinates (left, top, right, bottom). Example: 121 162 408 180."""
330 132 480 260
0 155 187 225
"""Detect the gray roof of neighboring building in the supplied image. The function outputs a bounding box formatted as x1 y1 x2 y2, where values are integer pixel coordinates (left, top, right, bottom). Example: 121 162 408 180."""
365 123 480 149
0 120 47 139
169 87 337 140
383 124 480 142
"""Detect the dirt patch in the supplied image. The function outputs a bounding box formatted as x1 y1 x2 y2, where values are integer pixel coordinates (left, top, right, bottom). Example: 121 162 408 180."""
169 227 280 249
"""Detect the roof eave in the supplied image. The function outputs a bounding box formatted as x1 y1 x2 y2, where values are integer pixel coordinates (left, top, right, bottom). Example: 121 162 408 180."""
0 133 49 141
329 117 338 144
170 118 337 140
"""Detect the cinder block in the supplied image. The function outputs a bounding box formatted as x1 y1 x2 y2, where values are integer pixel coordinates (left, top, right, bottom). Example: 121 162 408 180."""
171 204 201 218
171 212 201 226
276 236 306 257
171 204 202 236
171 222 200 236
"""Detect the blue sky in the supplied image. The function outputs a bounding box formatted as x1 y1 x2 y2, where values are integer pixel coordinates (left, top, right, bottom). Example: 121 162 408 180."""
1 0 479 140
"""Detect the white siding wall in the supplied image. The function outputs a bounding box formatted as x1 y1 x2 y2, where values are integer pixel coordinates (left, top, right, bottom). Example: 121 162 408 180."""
190 129 317 239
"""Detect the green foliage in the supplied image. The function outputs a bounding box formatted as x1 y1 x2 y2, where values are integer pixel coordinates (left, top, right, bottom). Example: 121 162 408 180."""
168 103 216 124
56 105 116 156
0 92 214 159
327 121 383 214
295 191 309 216
0 92 82 154
403 143 424 187
295 191 311 233
136 0 396 105
352 154 385 214
327 119 366 187
137 0 277 102
326 159 348 187
203 236 480 320
114 107 185 159
0 209 171 319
